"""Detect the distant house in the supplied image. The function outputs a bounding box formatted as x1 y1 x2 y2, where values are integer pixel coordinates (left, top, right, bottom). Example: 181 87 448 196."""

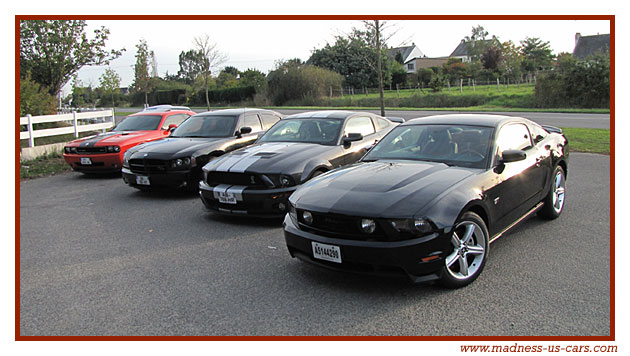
449 39 495 63
407 57 450 71
572 33 610 60
388 43 425 73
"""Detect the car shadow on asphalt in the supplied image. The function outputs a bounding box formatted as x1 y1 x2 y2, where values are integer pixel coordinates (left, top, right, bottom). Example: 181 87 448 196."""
292 262 448 295
73 172 122 180
129 188 200 200
203 211 284 228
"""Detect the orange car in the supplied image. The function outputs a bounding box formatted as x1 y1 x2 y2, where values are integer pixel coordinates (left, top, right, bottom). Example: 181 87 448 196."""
63 108 196 173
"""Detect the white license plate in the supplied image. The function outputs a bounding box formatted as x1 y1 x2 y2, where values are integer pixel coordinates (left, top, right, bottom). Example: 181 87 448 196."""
312 242 342 263
218 191 237 204
135 175 150 185
80 157 92 165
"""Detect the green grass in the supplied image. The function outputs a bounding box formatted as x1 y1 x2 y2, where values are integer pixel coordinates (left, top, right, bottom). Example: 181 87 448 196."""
20 152 71 180
264 105 610 114
561 127 610 155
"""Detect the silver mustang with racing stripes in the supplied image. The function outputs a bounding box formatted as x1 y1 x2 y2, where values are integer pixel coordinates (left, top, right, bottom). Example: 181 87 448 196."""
198 111 399 217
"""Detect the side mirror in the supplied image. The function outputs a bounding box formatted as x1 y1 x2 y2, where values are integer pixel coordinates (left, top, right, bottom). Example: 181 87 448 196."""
342 132 363 145
236 126 252 137
501 149 527 163
168 124 178 132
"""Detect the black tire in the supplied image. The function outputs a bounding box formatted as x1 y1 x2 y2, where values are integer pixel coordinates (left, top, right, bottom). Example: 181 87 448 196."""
439 212 489 289
538 166 566 220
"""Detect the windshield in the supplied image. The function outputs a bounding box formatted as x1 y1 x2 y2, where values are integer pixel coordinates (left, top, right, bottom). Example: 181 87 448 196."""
363 124 494 169
171 115 237 138
258 118 342 145
112 115 162 131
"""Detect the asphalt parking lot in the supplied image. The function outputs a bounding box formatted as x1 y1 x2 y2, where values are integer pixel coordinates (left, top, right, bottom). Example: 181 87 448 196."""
19 152 610 336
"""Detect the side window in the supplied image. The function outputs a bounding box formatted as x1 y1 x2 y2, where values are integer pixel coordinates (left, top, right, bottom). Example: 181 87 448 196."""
374 117 391 131
530 123 548 143
162 114 189 129
344 116 375 137
260 114 281 130
496 123 533 152
243 115 263 132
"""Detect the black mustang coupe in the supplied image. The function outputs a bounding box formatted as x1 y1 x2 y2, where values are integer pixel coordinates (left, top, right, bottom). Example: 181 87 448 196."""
284 114 568 288
122 108 282 190
199 111 399 217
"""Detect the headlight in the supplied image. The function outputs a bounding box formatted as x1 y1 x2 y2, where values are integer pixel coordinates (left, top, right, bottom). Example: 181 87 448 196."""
171 156 195 169
302 211 313 225
360 218 376 234
389 218 434 235
279 174 294 187
122 153 130 167
64 147 71 154
106 146 120 152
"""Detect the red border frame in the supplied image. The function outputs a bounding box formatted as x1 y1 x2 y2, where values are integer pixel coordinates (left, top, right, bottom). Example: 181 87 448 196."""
15 14 615 341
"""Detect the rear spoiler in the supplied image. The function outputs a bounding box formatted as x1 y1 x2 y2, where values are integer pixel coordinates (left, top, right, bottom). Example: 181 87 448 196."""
387 117 405 124
541 125 563 134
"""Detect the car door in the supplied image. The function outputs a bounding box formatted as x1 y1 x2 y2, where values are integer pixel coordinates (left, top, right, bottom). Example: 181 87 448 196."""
341 115 379 165
486 122 546 229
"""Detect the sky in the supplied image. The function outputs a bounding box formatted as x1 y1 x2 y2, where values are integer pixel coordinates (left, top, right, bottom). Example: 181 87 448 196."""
65 19 611 95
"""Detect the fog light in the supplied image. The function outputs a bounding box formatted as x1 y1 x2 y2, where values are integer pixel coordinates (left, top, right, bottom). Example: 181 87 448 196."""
278 202 286 211
360 219 376 234
302 211 313 225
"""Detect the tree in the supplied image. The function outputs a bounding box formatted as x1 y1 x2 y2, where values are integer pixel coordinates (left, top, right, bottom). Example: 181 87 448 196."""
177 49 205 84
20 73 56 116
481 43 503 72
240 69 267 91
216 70 239 88
20 20 123 96
193 34 228 111
133 39 153 106
267 59 342 105
464 25 490 62
99 68 121 107
222 66 240 77
520 37 555 74
360 20 396 116
500 40 523 81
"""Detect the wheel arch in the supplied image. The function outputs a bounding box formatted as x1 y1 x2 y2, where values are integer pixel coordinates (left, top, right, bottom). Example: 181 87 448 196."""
300 160 334 183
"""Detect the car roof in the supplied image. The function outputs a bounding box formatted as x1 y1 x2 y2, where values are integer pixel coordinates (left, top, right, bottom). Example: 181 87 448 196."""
195 108 280 116
129 110 193 117
403 114 530 128
284 110 380 120
142 105 192 112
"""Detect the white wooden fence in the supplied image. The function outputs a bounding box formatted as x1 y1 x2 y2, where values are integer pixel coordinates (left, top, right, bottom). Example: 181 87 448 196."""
20 109 115 147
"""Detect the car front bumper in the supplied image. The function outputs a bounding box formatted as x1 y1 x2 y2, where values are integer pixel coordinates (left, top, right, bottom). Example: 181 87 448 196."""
122 167 201 190
283 214 450 283
198 180 294 218
63 153 123 173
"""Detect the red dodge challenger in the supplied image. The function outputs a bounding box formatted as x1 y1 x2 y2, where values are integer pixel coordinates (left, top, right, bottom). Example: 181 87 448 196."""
63 108 196 173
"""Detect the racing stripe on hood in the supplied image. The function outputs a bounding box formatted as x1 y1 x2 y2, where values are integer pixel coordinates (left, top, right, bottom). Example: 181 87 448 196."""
78 132 120 147
212 143 293 172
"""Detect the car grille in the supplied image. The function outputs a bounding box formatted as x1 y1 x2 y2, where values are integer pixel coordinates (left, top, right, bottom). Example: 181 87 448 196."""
206 171 267 189
76 147 108 154
297 210 389 241
129 158 169 174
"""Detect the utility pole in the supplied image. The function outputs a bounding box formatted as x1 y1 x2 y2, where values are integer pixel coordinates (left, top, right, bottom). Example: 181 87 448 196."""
375 20 385 117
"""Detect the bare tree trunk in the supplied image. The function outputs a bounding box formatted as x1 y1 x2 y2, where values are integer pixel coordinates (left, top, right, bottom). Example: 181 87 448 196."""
205 75 210 111
376 20 385 117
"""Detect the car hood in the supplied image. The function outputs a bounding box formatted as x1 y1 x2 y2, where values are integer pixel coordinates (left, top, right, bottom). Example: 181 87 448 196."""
292 160 477 218
127 137 229 159
204 142 337 174
67 130 163 147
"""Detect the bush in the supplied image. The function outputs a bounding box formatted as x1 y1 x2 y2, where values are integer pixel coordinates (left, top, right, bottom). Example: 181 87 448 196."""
20 73 57 116
267 61 343 105
534 53 609 108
